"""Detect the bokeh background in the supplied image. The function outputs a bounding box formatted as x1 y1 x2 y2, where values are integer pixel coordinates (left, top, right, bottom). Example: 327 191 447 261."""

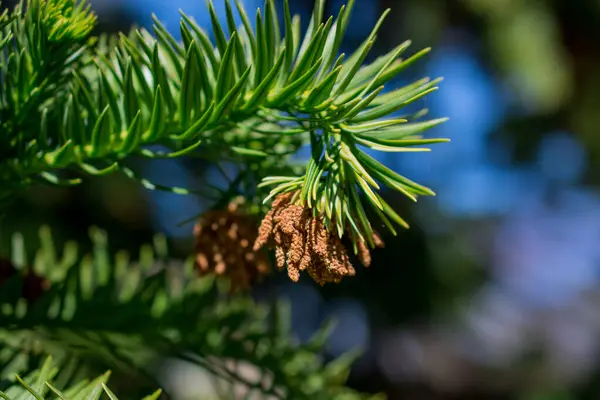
4 0 600 398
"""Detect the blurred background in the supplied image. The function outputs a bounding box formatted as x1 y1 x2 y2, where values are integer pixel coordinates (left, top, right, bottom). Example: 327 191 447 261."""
4 0 600 398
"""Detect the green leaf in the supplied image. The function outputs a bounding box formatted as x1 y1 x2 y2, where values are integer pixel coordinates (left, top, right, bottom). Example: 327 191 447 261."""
119 34 153 103
340 142 379 189
354 136 446 152
208 0 229 56
150 140 204 159
351 87 438 123
349 40 411 91
88 106 111 157
303 64 343 108
152 14 183 75
376 192 410 229
180 12 219 73
355 135 449 149
334 39 375 97
348 183 375 242
45 382 69 400
144 86 166 141
241 47 287 112
361 162 418 202
39 108 49 150
123 59 140 126
135 30 154 60
141 390 162 400
296 0 325 61
263 178 304 203
214 32 238 104
324 349 362 384
335 9 389 94
231 146 268 157
259 176 300 188
308 163 325 208
319 2 349 79
354 148 435 196
73 371 111 400
341 119 407 133
15 49 28 106
264 0 278 71
356 118 448 140
15 375 44 400
360 42 412 97
235 0 256 55
356 47 432 96
225 0 247 76
254 9 267 82
289 20 329 83
33 357 57 395
151 44 175 112
268 57 323 105
101 384 118 400
180 19 194 50
62 95 77 146
300 158 317 203
190 39 213 103
44 140 75 167
79 162 119 176
176 102 215 140
338 85 384 121
73 72 99 121
180 41 201 127
283 0 295 73
211 66 252 122
118 110 142 154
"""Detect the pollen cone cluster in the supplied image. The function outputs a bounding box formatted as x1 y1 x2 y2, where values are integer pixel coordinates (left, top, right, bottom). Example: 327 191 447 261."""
193 198 270 292
254 192 385 285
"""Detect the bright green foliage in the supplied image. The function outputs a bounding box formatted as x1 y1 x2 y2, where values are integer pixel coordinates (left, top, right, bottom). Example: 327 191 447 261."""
0 227 382 399
0 0 447 396
0 0 95 204
0 0 446 247
0 357 161 400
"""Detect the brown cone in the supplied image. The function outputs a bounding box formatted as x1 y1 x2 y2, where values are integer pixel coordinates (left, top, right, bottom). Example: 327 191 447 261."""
193 198 271 292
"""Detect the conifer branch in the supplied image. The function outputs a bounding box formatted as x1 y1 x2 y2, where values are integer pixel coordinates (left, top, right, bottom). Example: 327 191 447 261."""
0 0 451 395
0 226 380 399
0 0 447 252
0 356 161 400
